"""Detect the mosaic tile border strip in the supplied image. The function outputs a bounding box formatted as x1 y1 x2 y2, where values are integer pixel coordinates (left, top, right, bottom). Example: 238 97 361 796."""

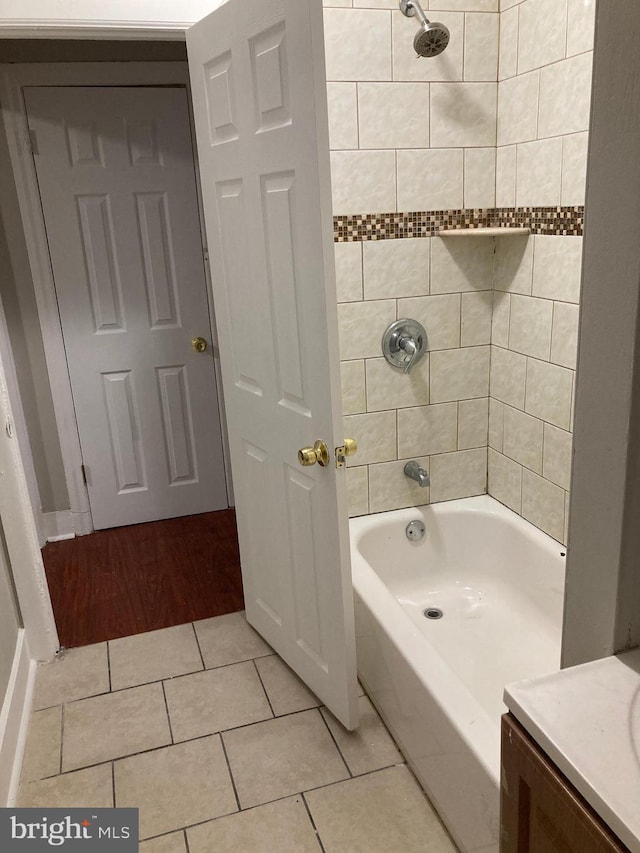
333 206 584 241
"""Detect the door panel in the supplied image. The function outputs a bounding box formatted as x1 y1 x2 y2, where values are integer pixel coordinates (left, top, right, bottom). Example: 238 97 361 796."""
187 0 359 728
25 86 228 529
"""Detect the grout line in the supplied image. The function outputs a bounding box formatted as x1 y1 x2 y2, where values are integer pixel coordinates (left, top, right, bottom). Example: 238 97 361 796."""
219 734 241 814
111 761 115 809
301 792 327 853
183 828 191 853
106 641 112 693
251 659 276 718
59 703 65 776
191 622 206 671
317 707 352 779
161 681 175 745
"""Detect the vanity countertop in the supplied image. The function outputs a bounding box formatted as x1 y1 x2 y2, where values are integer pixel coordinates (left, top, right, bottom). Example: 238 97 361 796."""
504 647 640 853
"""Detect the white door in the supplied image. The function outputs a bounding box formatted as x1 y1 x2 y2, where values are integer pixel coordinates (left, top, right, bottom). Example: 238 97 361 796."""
187 0 359 728
24 86 228 530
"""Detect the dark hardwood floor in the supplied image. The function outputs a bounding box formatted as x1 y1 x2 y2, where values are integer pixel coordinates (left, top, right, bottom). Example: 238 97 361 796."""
42 509 244 648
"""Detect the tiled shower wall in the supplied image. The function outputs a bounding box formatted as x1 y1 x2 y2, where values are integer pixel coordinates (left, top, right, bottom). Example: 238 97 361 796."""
488 0 595 543
323 0 500 516
325 0 595 546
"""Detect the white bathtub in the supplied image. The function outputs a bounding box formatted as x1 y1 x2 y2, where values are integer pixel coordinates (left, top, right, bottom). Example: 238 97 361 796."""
351 495 565 853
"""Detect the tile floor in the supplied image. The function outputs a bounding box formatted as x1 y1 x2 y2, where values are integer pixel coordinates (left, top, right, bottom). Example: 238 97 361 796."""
17 611 458 852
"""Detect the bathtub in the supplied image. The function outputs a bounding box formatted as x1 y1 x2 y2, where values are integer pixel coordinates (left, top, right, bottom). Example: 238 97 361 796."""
351 495 565 853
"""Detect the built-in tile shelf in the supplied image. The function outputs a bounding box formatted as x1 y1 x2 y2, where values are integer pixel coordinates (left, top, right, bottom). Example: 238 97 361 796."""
437 228 531 238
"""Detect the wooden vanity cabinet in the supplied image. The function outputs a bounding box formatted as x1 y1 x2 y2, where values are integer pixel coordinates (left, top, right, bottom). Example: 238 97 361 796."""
500 714 630 853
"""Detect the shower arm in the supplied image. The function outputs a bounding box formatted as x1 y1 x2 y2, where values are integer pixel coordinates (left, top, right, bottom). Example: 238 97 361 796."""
400 0 430 28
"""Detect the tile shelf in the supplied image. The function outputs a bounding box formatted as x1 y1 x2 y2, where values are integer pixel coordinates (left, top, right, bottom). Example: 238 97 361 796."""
437 227 531 237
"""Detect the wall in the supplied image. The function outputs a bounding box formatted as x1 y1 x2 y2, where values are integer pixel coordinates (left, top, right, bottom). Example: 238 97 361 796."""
324 0 499 515
0 523 21 706
487 0 595 544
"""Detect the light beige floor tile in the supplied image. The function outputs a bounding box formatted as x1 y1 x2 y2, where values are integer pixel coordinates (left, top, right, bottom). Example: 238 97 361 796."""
305 765 457 853
20 705 62 782
140 831 187 853
33 643 109 710
320 695 402 776
222 709 348 809
194 611 271 669
164 661 272 741
109 624 202 691
187 796 321 853
255 655 320 716
18 764 113 808
114 735 237 840
63 683 171 771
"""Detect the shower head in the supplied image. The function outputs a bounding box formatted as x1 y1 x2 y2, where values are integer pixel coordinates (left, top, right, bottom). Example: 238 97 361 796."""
399 0 450 58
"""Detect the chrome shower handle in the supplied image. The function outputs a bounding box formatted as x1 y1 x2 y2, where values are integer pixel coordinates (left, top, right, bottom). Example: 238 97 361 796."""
398 335 419 374
382 319 427 375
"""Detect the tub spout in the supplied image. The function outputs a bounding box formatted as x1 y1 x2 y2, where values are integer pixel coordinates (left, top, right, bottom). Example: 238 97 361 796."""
404 460 430 487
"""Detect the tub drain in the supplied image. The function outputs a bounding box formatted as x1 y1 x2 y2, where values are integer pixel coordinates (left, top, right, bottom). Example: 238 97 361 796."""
424 607 443 620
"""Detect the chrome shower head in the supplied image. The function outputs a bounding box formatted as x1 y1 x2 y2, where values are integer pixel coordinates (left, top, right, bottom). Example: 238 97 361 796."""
399 0 450 58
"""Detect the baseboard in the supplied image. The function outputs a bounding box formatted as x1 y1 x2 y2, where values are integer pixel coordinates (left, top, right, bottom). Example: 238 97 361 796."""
0 630 36 806
43 511 75 542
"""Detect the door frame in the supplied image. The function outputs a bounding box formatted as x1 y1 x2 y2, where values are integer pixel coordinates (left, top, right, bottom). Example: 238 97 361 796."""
0 60 234 540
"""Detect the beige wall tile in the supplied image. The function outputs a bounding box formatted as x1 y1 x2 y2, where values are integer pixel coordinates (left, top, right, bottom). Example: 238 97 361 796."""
502 405 543 473
324 9 391 81
33 643 109 711
490 345 527 408
397 148 464 210
353 0 396 6
532 235 583 303
497 70 539 146
343 410 397 464
564 490 571 546
194 611 272 670
397 403 458 457
431 237 495 294
187 798 319 853
392 10 464 82
341 360 366 415
20 706 62 783
561 131 589 206
461 291 493 346
429 447 487 501
358 82 430 149
327 82 358 149
164 662 272 741
521 468 565 542
338 300 397 360
464 148 496 208
368 456 431 512
223 711 348 809
399 294 461 350
495 144 517 206
430 0 498 9
431 346 490 402
551 301 579 368
254 655 320 716
115 737 237 840
499 6 519 81
334 241 363 303
363 237 429 300
538 52 593 138
458 397 489 449
321 695 402 775
347 465 369 516
543 423 573 490
430 83 497 147
566 0 596 56
508 294 553 360
525 357 573 429
464 12 499 81
109 624 202 691
516 137 563 207
63 683 171 772
487 448 522 513
366 356 430 412
18 764 113 809
488 397 505 451
324 0 352 5
331 151 397 214
517 0 567 74
494 235 533 294
491 291 510 348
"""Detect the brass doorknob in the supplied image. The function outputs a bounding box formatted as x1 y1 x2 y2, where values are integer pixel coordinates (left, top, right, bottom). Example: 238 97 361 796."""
343 438 357 458
192 336 208 353
298 440 330 467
